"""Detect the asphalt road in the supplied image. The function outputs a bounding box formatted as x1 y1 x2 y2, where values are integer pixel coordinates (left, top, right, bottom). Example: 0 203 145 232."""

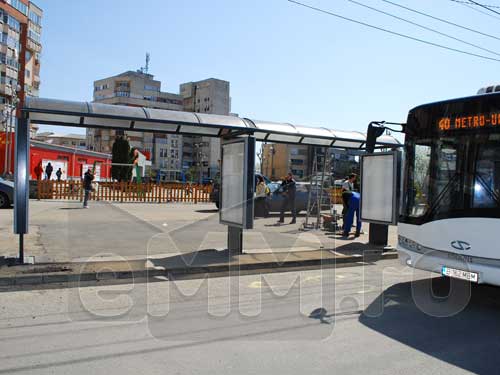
0 259 499 374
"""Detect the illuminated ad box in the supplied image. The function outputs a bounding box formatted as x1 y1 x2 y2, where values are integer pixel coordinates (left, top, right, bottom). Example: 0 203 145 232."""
219 137 255 229
360 151 402 225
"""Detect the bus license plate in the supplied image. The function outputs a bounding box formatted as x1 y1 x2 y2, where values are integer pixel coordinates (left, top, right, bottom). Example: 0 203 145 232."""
442 266 478 283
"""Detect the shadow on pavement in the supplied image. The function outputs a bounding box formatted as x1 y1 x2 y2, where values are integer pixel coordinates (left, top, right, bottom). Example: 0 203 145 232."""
194 209 219 214
150 248 238 271
360 278 500 374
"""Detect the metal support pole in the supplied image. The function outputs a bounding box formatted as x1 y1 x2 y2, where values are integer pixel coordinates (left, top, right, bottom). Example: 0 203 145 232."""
366 122 389 247
271 147 275 180
316 147 328 229
19 233 24 262
14 115 30 264
228 225 243 254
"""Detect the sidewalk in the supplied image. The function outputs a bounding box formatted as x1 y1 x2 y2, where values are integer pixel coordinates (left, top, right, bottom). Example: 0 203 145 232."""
0 248 398 287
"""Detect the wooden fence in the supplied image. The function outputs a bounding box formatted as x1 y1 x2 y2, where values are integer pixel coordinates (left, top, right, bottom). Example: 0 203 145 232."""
330 187 343 205
36 180 213 204
36 180 342 205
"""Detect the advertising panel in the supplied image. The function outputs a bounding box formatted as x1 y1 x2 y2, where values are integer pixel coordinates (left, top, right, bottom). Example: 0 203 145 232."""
360 151 401 225
219 137 255 229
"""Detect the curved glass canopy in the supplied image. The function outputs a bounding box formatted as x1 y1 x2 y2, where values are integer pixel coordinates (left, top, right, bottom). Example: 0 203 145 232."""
24 97 401 149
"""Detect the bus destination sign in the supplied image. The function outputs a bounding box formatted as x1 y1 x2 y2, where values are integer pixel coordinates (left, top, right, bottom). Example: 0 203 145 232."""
438 113 500 131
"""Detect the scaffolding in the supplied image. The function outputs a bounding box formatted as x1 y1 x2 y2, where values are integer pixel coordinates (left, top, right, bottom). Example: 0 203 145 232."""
303 147 332 230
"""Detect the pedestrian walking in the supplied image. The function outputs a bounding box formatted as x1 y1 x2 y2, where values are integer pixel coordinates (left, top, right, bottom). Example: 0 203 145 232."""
34 161 43 181
342 191 362 238
255 175 270 217
56 168 63 181
83 167 94 209
278 172 297 224
45 162 53 180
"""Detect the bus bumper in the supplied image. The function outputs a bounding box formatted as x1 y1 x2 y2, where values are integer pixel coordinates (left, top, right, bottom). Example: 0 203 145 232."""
398 246 500 287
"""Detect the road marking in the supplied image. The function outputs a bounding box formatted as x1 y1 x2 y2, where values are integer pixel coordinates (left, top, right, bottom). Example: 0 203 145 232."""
356 285 376 294
248 281 262 289
303 275 321 282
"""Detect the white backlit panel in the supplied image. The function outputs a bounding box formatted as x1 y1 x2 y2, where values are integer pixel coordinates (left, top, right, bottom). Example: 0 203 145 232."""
361 153 398 224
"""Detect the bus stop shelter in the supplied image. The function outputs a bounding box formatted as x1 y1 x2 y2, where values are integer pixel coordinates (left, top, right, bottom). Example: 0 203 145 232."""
13 97 401 262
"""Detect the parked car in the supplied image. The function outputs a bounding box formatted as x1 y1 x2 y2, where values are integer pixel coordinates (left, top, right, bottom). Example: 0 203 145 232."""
0 176 14 209
265 182 329 215
210 173 271 210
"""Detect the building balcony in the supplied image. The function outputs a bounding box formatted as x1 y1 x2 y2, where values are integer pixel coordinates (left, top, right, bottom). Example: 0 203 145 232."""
27 39 42 53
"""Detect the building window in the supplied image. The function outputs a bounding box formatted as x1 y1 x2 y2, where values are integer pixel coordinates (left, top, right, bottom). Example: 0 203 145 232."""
290 159 304 165
115 91 130 97
0 53 19 69
28 28 41 44
1 33 19 50
29 10 42 26
7 0 28 15
0 11 21 32
25 69 30 78
95 84 109 92
144 84 159 91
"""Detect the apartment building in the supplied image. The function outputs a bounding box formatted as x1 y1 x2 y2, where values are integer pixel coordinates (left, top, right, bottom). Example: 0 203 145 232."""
34 132 86 149
180 78 230 180
0 0 42 135
262 144 310 180
87 70 185 180
86 73 231 181
262 144 357 181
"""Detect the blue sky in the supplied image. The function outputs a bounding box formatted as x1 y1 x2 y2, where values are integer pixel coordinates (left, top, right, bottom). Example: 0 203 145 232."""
36 0 500 135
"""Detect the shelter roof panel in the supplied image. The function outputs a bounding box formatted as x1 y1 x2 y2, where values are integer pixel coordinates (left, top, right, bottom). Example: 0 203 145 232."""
195 113 251 129
88 102 147 119
145 108 199 124
23 98 402 149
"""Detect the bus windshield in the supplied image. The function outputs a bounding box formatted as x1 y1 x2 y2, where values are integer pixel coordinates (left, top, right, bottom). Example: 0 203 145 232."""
404 133 500 223
401 95 500 224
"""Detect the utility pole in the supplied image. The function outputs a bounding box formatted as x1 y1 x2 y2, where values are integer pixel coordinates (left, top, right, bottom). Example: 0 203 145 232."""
5 84 19 175
2 107 8 175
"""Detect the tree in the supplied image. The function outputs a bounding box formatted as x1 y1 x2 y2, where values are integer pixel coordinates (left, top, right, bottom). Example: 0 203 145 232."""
111 137 132 182
186 166 198 183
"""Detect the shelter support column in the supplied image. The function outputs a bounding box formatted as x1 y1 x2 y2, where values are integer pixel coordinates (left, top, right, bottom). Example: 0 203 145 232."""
14 115 30 264
228 226 243 254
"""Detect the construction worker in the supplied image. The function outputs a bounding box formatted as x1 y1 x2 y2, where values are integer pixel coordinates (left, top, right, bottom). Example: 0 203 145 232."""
342 191 362 238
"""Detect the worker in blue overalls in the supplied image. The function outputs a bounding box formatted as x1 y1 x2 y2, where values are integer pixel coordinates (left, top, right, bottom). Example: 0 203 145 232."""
342 191 362 237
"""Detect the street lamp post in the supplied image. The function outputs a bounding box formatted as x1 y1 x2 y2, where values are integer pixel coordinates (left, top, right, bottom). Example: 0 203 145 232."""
270 145 276 180
193 142 206 184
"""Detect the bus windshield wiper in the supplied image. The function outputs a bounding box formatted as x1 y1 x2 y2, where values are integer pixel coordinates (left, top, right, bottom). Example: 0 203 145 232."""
475 173 500 207
425 172 459 219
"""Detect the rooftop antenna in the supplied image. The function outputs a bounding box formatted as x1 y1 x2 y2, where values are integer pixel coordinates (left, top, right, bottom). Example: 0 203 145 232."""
139 53 150 74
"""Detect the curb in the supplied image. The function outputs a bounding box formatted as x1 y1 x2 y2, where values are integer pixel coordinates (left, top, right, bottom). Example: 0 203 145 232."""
0 251 398 287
